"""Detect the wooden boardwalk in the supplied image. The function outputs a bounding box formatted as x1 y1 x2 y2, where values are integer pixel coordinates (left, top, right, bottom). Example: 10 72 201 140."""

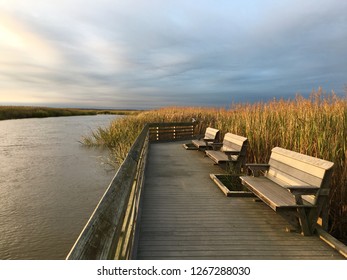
136 141 344 260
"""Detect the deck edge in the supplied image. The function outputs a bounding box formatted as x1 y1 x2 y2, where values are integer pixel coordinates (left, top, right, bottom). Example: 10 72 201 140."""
315 225 347 258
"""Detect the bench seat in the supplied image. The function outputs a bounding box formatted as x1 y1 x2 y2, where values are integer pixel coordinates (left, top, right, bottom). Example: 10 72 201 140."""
191 139 212 149
205 133 248 172
239 176 315 211
205 150 239 163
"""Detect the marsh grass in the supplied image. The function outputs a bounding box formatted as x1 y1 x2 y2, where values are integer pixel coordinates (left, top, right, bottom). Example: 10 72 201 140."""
82 88 347 241
0 106 140 120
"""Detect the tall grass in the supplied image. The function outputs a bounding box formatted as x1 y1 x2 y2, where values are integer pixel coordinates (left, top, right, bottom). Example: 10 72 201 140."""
82 89 347 241
82 116 147 165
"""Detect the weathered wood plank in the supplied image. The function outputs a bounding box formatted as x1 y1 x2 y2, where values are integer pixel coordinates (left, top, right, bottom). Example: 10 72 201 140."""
137 249 341 258
205 150 238 162
204 127 220 140
271 147 334 173
240 176 311 210
223 133 247 148
268 159 323 187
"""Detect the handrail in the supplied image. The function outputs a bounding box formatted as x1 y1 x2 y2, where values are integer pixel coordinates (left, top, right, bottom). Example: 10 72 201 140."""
66 124 149 259
66 122 195 259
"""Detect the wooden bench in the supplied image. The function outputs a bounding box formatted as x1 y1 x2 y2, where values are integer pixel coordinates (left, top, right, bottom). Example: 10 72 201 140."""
205 133 248 172
240 147 334 236
191 127 220 150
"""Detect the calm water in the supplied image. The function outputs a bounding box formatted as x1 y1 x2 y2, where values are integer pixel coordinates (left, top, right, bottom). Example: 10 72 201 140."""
0 115 119 259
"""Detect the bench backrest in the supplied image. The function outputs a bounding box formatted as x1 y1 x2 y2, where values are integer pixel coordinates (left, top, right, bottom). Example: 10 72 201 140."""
222 133 248 152
204 127 220 142
266 147 334 205
221 133 248 161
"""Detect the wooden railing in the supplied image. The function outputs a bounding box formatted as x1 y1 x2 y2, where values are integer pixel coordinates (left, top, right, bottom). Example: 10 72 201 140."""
66 122 195 260
66 124 149 260
149 122 195 142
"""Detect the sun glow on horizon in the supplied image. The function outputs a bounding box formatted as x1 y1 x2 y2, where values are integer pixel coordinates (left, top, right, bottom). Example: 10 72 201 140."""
0 88 48 104
0 12 61 66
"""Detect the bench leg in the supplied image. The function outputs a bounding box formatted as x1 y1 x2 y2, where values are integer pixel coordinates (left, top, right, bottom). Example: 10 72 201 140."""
310 196 329 232
296 208 312 236
294 195 312 236
226 162 242 174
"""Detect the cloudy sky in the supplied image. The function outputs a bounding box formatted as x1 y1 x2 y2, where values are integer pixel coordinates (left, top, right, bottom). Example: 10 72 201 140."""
0 0 346 109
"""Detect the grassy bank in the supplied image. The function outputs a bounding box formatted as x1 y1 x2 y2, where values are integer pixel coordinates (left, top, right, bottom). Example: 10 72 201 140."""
82 89 347 242
0 106 139 120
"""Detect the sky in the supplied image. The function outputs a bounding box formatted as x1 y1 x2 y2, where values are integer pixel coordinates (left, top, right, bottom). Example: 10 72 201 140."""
0 0 346 109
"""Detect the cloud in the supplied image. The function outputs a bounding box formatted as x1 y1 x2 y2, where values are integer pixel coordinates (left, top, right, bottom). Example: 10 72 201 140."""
0 0 346 108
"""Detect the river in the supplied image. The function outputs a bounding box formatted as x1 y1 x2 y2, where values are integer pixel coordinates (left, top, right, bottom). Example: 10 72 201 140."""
0 115 119 259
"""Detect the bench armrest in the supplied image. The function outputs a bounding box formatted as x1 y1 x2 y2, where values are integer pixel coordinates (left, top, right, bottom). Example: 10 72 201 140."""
287 186 319 196
286 186 319 205
196 133 205 140
210 143 223 151
223 150 240 161
246 163 270 177
203 138 216 149
223 150 240 155
203 138 215 142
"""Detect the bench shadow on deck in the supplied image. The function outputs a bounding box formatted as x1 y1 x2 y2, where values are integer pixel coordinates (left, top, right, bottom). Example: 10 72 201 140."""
136 141 344 260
